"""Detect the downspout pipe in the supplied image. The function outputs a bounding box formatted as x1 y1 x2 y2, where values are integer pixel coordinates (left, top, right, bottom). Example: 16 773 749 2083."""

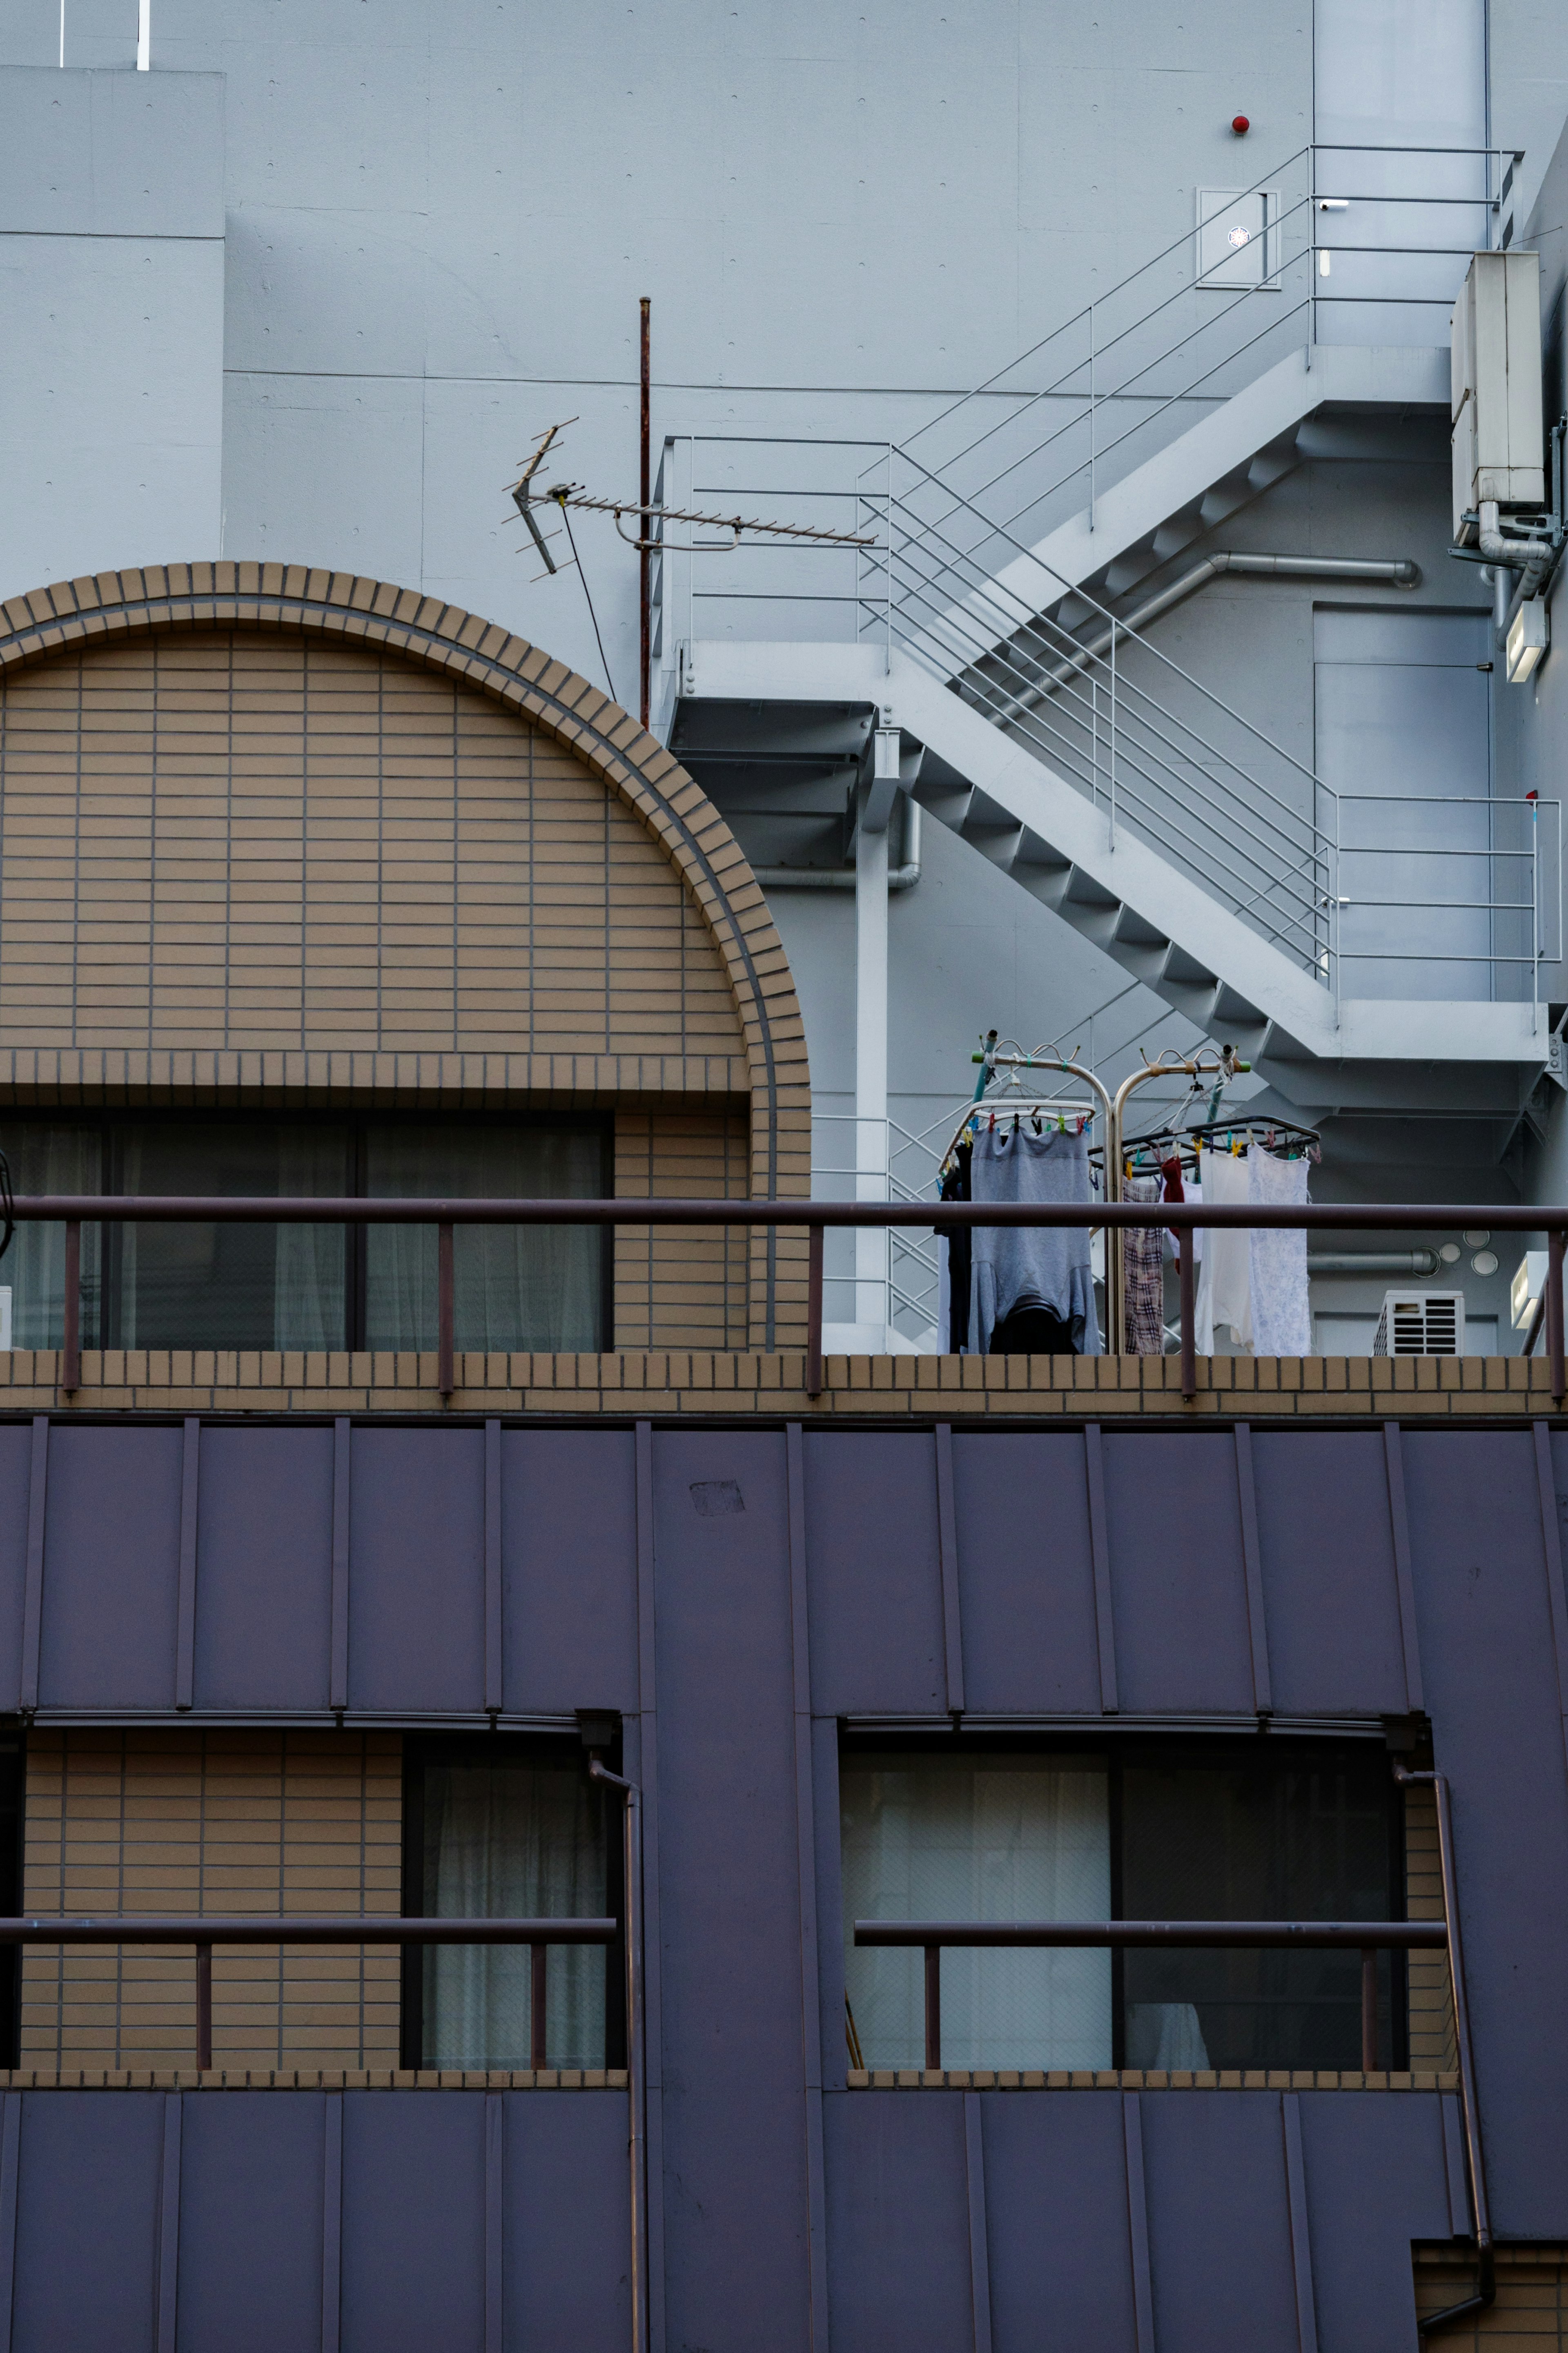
1023 553 1421 706
1477 500 1556 644
588 1752 649 2353
1392 1762 1495 2337
754 796 922 890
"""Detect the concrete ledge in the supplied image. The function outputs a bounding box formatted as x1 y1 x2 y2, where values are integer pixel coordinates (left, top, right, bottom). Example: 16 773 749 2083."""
845 2067 1459 2092
0 1348 1551 1418
0 2067 629 2092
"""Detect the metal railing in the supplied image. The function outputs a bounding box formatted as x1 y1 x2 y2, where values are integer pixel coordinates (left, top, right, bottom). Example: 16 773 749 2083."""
10 1193 1568 1405
0 1913 618 2073
852 1916 1446 2074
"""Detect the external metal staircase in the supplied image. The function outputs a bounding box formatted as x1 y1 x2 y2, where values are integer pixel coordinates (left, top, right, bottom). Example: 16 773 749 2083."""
657 142 1556 1109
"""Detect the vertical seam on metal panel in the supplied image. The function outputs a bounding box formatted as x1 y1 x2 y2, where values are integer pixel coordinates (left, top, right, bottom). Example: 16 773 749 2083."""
0 2094 20 2353
635 1421 666 2353
331 1418 351 1712
1085 1425 1119 1715
935 1425 965 1715
1383 1425 1425 1714
485 2092 504 2353
20 1419 47 1715
484 1419 503 1714
786 1425 830 2353
1234 1424 1273 1715
963 2092 993 2353
1121 2091 1154 2353
1281 2093 1319 2353
175 1418 200 1712
1532 1423 1568 1782
322 2093 343 2353
156 2091 181 2353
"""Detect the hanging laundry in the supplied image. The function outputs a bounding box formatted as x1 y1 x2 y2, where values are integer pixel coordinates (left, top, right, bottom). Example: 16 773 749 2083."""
967 1124 1102 1356
1194 1145 1253 1352
1247 1145 1312 1356
1160 1153 1201 1269
1123 1173 1165 1357
935 1141 972 1352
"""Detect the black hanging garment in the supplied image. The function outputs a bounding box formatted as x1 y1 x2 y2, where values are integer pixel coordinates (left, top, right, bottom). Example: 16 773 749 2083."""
937 1143 971 1352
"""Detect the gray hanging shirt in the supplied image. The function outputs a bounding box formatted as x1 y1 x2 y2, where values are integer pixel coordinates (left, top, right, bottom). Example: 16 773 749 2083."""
966 1124 1103 1355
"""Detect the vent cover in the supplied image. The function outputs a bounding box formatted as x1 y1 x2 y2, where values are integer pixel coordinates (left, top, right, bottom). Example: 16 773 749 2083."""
1373 1290 1465 1357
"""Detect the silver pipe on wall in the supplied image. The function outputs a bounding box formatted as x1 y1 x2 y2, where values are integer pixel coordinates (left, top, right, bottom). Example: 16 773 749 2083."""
755 796 922 890
1307 1250 1441 1276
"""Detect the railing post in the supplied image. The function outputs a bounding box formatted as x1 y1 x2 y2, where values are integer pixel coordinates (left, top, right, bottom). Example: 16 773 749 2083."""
924 1943 941 2071
1548 1228 1565 1403
196 1940 212 2072
1179 1230 1197 1400
806 1222 824 1400
1361 1946 1377 2071
530 1940 547 2070
438 1219 455 1399
62 1218 80 1394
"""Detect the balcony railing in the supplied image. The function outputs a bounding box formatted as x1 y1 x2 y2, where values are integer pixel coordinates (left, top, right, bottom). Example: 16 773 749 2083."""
9 1194 1568 1405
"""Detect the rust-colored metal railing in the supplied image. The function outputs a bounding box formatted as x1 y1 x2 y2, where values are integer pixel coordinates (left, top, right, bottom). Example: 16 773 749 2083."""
0 1914 617 2072
9 1194 1566 1406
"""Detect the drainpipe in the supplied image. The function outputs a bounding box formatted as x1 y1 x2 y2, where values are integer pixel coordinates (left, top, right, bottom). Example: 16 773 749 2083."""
1306 1250 1441 1276
586 1750 648 2353
753 795 922 890
1018 552 1421 710
1392 1763 1495 2337
1477 501 1556 645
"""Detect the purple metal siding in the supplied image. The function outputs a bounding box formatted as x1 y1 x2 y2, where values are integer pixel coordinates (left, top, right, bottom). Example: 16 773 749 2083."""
339 2093 486 2352
1250 1432 1409 1717
499 1430 638 1714
174 2092 325 2350
804 1433 945 1714
650 1428 813 2353
347 1430 485 1713
193 1429 335 1711
980 2093 1142 2353
10 2094 165 2352
1404 1428 1568 2237
502 2090 631 2349
0 1427 32 1711
951 1434 1103 1714
1138 2094 1301 2353
1296 2095 1457 2353
39 1427 183 1709
825 2093 974 2353
1102 1436 1254 1714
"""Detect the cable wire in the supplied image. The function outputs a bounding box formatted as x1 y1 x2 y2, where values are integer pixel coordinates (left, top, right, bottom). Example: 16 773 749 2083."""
555 497 618 705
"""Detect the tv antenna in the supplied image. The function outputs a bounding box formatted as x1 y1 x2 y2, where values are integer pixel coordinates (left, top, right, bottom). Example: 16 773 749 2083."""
507 419 877 579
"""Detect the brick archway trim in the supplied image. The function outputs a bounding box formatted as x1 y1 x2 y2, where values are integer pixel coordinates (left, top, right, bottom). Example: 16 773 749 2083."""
0 562 810 1343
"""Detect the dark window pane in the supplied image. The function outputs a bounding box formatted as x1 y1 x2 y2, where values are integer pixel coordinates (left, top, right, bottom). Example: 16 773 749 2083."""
421 1753 609 2069
1120 1748 1395 2070
0 1125 102 1347
365 1124 603 1350
116 1122 347 1349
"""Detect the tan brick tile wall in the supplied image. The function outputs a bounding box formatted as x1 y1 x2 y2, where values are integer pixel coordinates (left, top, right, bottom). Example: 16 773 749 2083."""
1404 1781 1457 2072
614 1105 750 1348
22 1729 402 2072
1414 2247 1568 2342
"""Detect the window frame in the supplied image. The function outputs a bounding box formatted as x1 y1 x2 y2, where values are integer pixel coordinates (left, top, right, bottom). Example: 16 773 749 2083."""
399 1730 626 2074
837 1726 1409 2072
0 1105 615 1353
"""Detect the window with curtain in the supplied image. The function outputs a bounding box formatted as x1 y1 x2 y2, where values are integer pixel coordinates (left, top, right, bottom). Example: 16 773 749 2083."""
405 1742 613 2070
840 1738 1399 2073
0 1113 608 1352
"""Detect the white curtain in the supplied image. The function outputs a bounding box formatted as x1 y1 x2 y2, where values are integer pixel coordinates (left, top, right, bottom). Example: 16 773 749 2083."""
423 1758 608 2069
274 1127 348 1348
365 1126 602 1351
841 1755 1111 2071
3 1126 102 1348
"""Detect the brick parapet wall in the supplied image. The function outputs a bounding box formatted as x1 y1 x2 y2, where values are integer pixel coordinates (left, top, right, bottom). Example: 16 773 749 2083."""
0 1347 1555 1416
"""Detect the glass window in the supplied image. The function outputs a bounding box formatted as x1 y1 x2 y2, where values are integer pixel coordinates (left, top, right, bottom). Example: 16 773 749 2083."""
841 1751 1111 2070
365 1124 604 1352
406 1740 614 2071
840 1737 1399 2073
3 1126 102 1348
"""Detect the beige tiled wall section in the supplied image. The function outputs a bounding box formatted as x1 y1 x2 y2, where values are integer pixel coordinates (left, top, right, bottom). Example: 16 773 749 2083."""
1415 2248 1568 2342
0 629 744 1065
22 1729 402 2071
1404 1780 1457 2072
614 1104 750 1348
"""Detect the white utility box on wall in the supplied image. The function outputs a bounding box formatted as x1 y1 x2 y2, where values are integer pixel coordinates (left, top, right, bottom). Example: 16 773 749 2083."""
1452 250 1545 540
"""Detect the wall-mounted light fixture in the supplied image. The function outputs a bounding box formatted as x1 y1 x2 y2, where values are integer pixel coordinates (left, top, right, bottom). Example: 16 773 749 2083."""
1506 597 1548 683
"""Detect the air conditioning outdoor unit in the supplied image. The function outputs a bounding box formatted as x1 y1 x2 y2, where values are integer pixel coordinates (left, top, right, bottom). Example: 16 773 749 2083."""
1373 1290 1465 1357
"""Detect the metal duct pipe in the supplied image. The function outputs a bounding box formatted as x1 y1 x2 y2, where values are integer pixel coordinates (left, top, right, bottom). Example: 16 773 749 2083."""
1476 502 1556 644
1307 1249 1441 1277
1030 552 1421 704
755 796 922 890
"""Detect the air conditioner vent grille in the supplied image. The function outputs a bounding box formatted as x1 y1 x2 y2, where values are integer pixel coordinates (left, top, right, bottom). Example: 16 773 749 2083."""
1373 1289 1466 1357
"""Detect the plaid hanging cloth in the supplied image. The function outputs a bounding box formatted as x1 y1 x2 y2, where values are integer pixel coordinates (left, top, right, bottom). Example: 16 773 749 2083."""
1123 1172 1165 1356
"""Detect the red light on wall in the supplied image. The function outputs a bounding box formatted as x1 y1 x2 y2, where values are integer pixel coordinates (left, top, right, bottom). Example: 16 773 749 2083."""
1232 114 1250 135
